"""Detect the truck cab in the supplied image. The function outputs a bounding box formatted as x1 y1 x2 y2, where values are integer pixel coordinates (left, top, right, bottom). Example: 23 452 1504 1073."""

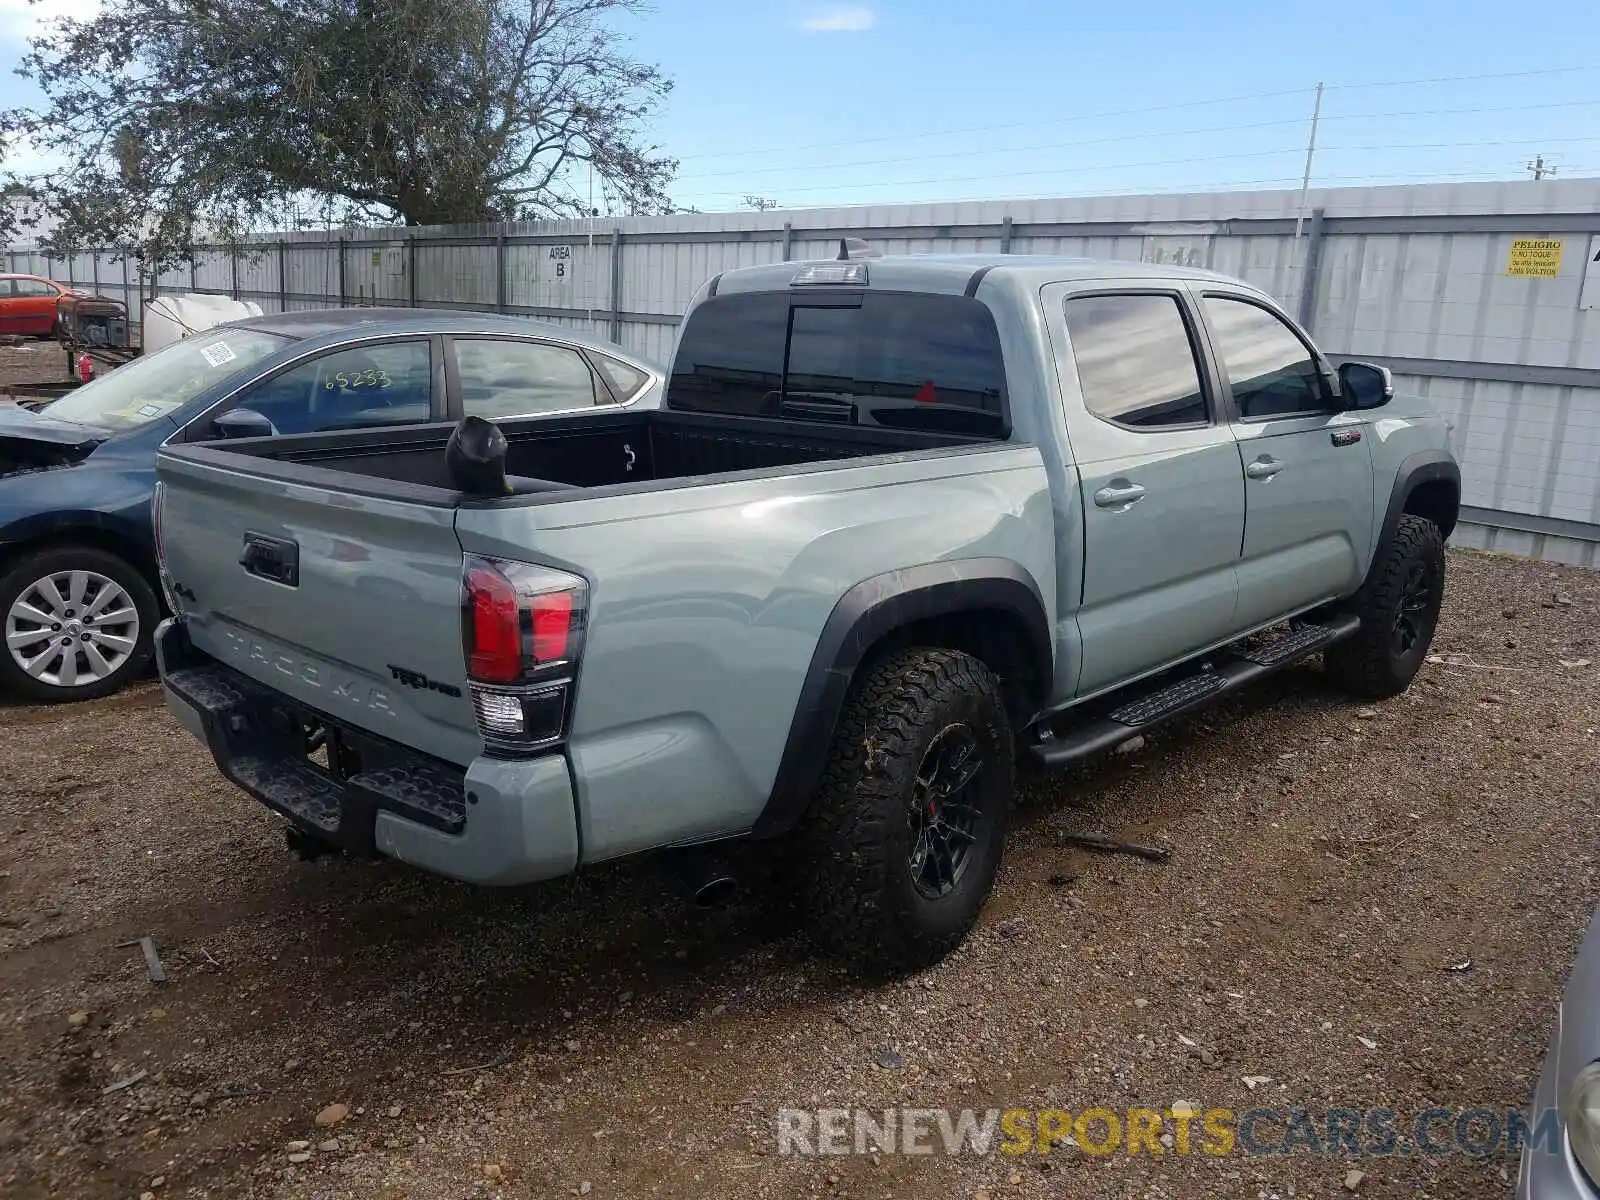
154 251 1460 974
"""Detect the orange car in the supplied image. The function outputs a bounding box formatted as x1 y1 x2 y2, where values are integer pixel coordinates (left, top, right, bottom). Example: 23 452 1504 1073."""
0 273 81 337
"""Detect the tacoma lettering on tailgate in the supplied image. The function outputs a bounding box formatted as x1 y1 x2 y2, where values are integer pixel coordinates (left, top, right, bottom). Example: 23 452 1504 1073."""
221 629 395 716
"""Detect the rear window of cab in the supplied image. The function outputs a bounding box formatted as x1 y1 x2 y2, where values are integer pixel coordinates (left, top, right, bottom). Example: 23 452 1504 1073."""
667 291 1008 438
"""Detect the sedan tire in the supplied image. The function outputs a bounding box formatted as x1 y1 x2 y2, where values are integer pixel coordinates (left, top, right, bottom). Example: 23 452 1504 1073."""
0 547 158 702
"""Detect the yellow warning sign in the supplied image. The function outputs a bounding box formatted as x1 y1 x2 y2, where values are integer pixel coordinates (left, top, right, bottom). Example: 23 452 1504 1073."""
1507 238 1564 277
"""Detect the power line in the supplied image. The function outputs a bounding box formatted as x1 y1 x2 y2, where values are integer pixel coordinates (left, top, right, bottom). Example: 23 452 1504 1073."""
674 116 1310 182
673 98 1600 188
774 165 1595 214
1321 134 1600 153
672 66 1600 165
1322 65 1595 91
684 148 1320 201
678 121 1600 204
672 86 1315 163
1319 98 1600 122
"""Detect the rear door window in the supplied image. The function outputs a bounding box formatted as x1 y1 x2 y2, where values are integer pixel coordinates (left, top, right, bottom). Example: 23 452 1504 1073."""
1064 293 1210 429
455 338 599 417
667 291 1008 437
591 354 650 403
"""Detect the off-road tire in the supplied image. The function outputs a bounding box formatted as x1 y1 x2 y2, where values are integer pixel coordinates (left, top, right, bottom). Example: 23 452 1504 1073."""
0 547 159 703
792 647 1014 975
1324 514 1446 699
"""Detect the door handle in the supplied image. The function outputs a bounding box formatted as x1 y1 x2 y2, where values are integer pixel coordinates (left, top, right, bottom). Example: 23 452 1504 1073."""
1093 482 1147 508
1245 458 1283 480
239 532 299 587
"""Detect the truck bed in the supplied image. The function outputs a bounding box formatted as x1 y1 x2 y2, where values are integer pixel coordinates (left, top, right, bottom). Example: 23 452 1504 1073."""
189 409 979 500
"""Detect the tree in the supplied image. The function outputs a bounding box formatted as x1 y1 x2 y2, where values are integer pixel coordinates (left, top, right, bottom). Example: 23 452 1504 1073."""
3 0 675 266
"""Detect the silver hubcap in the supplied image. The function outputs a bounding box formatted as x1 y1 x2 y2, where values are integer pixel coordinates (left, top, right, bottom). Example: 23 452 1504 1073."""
5 569 140 688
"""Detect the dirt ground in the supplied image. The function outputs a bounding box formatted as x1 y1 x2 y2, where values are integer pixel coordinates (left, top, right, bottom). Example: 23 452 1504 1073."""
1 549 1597 1200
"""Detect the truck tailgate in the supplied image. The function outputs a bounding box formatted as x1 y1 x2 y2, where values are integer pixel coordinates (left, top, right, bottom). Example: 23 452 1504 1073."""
155 449 481 765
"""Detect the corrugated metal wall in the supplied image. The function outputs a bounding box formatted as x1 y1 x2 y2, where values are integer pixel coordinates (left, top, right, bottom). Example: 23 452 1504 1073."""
9 178 1600 564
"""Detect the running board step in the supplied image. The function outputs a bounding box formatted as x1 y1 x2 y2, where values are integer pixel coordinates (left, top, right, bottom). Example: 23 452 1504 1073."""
1028 614 1362 770
1108 674 1224 726
1236 621 1346 666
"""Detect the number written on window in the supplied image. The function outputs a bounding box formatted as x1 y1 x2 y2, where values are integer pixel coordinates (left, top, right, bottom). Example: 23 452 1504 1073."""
229 340 431 435
1064 294 1209 429
324 368 392 390
1202 296 1333 420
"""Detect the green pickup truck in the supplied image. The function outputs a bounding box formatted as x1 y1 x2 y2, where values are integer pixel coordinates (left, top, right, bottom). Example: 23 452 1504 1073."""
152 251 1460 974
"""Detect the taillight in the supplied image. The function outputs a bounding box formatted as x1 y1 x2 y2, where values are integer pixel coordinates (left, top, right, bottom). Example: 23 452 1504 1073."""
462 556 587 756
531 592 575 663
152 480 164 561
466 563 521 682
151 481 181 615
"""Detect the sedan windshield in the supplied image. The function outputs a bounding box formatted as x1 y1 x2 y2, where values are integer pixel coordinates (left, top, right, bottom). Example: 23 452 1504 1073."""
43 328 292 432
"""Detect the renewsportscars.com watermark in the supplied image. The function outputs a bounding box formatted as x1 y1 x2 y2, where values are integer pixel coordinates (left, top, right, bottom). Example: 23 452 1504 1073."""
776 1105 1560 1158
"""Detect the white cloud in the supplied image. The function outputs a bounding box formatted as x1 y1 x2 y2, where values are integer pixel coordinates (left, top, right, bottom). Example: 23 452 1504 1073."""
798 6 876 32
0 0 100 41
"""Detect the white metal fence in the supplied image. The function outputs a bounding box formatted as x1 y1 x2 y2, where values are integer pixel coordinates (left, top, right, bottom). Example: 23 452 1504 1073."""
9 177 1600 565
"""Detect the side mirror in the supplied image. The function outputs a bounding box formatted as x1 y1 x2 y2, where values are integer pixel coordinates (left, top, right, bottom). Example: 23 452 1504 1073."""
211 407 278 439
1338 361 1394 411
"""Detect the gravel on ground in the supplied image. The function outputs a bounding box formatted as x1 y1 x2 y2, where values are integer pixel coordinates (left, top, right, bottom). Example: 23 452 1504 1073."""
0 548 1596 1200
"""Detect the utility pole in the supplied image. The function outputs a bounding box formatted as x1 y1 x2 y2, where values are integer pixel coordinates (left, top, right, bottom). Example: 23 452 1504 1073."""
1527 154 1556 181
1291 81 1325 246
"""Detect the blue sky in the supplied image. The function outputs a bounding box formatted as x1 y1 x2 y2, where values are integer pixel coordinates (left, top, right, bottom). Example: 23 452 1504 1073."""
1 0 1596 215
628 0 1600 213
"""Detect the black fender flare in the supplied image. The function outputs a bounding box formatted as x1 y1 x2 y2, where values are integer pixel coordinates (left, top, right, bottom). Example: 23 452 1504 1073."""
751 557 1051 839
1378 451 1460 551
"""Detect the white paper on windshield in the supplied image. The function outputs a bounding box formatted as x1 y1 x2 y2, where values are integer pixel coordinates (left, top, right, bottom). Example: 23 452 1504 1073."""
109 398 184 422
199 340 237 368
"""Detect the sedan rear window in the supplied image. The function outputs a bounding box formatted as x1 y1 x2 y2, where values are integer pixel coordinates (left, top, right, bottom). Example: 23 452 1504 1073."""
668 291 1007 438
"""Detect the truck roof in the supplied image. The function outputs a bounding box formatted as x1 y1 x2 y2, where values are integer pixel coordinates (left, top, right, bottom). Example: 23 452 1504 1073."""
710 252 1254 297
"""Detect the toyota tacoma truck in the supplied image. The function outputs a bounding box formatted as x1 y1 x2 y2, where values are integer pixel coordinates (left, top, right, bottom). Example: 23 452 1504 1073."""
152 251 1460 974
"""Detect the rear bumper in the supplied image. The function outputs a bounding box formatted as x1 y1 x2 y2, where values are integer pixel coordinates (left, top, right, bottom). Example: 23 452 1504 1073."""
156 619 579 886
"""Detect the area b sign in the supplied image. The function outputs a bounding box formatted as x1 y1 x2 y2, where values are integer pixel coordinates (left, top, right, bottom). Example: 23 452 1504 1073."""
1506 238 1563 277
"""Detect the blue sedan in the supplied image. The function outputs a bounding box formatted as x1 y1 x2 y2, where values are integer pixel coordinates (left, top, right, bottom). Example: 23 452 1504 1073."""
0 308 664 702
